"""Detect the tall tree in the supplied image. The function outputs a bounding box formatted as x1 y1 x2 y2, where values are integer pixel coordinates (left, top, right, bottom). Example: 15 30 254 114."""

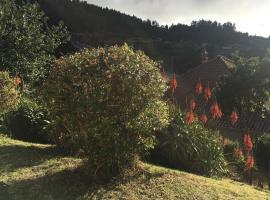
0 0 70 83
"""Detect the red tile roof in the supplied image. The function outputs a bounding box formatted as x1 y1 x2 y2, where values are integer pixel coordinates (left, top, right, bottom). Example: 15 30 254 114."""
175 55 234 106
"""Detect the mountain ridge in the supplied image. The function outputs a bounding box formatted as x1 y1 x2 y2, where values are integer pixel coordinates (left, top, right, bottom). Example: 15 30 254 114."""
36 0 270 73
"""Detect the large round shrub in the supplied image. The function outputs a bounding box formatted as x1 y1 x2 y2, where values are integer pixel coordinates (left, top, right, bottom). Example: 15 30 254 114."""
41 44 169 175
0 71 19 115
151 109 227 177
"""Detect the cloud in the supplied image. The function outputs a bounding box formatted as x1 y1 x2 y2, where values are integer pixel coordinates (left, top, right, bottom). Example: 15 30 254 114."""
86 0 270 37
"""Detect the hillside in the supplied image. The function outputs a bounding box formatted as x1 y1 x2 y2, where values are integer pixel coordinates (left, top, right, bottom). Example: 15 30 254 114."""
33 0 270 74
0 135 269 200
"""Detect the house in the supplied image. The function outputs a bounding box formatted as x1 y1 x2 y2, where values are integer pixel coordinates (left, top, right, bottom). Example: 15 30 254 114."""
175 55 235 106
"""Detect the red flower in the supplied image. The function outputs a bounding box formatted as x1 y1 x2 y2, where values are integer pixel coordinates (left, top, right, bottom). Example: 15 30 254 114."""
234 148 243 158
200 114 208 124
210 102 219 116
230 111 239 125
186 111 195 125
170 73 177 91
189 98 196 111
204 83 212 101
210 102 222 119
15 76 21 86
196 79 203 94
217 108 223 119
246 155 254 169
243 134 253 154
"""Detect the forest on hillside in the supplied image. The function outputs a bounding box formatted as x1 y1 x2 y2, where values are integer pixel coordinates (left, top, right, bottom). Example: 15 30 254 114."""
31 0 270 73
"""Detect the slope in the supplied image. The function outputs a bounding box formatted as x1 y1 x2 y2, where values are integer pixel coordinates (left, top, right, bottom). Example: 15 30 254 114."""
0 135 269 199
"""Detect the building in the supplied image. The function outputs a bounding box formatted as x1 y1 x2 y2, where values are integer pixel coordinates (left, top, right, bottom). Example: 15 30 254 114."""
175 55 234 106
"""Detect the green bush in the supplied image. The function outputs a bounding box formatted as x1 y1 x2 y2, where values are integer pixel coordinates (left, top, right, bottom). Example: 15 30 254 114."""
3 98 50 144
223 141 245 174
0 71 19 115
255 133 270 172
151 109 227 177
40 44 169 176
223 141 239 162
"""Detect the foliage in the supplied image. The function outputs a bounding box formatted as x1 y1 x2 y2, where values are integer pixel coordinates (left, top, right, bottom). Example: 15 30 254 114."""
216 53 270 118
38 0 270 74
0 72 19 116
254 133 270 172
151 108 227 177
223 141 239 161
3 97 50 144
0 0 70 83
40 44 169 176
223 141 245 174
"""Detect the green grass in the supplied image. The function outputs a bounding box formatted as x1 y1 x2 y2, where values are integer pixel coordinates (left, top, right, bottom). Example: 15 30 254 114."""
0 135 270 200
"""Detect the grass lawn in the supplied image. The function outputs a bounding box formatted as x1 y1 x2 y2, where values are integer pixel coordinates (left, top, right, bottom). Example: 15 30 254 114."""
0 134 270 200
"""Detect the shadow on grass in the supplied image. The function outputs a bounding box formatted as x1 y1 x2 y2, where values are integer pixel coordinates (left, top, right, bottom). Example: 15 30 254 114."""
2 162 164 200
0 144 64 173
0 141 164 199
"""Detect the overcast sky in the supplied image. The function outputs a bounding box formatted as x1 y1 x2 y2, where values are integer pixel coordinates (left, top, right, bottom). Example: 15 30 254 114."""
86 0 270 37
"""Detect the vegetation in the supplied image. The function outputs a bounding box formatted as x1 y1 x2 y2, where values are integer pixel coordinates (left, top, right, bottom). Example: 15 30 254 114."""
3 97 50 144
1 0 270 197
223 141 240 162
37 0 270 74
150 109 227 177
0 72 19 116
0 0 70 83
1 135 270 200
40 44 169 176
216 53 270 118
255 134 270 178
37 0 270 47
0 0 70 144
213 53 270 185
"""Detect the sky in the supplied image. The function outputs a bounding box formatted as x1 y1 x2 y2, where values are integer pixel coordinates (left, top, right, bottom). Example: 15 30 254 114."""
86 0 270 37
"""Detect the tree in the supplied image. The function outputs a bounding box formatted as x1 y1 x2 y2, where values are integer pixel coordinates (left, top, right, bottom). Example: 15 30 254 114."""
0 72 19 115
0 0 70 83
216 52 270 124
41 44 169 176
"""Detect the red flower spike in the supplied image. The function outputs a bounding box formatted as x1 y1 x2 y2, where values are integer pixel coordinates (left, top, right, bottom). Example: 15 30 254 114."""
246 155 254 169
15 76 21 86
210 102 218 116
243 134 253 154
189 98 196 111
210 102 222 119
196 79 203 95
170 73 178 92
186 111 195 125
230 111 239 125
200 114 208 124
204 83 212 101
217 107 223 119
